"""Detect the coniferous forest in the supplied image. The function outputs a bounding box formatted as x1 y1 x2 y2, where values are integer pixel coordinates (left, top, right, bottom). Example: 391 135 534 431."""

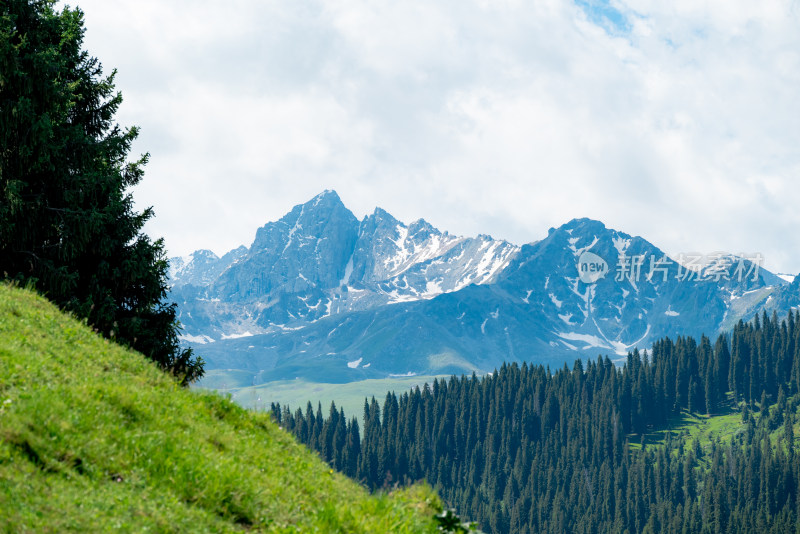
272 311 800 533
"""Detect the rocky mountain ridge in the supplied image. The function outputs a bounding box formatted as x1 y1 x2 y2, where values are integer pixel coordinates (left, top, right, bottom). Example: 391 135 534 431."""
169 191 800 383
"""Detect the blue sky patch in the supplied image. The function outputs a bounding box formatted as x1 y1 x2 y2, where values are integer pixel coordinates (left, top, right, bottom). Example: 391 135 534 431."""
575 0 632 35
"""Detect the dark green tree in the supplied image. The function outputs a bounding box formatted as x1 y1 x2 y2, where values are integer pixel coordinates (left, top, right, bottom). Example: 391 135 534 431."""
0 0 202 383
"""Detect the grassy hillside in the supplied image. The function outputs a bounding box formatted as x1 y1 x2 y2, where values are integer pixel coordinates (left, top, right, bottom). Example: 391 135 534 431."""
627 406 741 452
0 284 447 532
637 399 800 455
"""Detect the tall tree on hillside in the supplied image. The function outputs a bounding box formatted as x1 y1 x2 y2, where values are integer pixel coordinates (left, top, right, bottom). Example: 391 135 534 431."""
0 0 202 383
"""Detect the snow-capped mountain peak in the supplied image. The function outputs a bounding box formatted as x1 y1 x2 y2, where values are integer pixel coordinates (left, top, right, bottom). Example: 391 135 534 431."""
170 191 520 338
169 194 800 384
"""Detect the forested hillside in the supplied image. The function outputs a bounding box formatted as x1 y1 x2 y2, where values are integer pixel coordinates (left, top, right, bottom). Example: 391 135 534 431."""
274 310 800 533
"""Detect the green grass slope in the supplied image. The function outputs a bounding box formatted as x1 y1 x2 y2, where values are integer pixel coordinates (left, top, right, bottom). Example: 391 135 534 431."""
0 284 444 533
634 398 800 465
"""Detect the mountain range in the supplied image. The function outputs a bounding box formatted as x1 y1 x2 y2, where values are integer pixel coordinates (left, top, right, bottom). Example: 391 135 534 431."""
169 190 800 383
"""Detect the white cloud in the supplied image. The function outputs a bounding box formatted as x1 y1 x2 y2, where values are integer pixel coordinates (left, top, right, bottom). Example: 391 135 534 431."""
64 0 800 273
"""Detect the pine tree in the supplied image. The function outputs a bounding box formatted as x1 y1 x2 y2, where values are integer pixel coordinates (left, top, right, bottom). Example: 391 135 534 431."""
0 0 201 383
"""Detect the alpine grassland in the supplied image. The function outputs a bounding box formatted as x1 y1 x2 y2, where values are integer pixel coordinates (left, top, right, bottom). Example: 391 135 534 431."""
0 283 450 532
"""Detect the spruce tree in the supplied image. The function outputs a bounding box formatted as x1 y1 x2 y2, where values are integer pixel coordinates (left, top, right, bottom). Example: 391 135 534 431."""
0 0 202 383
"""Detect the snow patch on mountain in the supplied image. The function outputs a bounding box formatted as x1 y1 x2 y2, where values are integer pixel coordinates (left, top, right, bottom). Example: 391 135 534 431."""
559 313 575 325
424 279 444 297
556 331 610 350
383 224 462 278
220 331 254 340
340 256 354 286
569 235 599 257
179 333 215 344
282 206 304 253
612 236 630 256
169 254 194 279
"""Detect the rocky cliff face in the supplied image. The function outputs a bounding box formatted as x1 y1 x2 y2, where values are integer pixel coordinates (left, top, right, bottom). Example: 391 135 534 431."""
494 218 784 356
169 191 800 383
169 190 520 342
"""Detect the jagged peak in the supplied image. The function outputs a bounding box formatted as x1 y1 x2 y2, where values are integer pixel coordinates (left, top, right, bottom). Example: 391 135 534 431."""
295 190 349 215
309 189 342 205
191 249 220 261
407 218 440 238
360 207 400 232
546 218 641 248
371 206 397 220
267 190 354 227
559 217 608 233
220 245 247 261
281 190 348 218
249 190 357 252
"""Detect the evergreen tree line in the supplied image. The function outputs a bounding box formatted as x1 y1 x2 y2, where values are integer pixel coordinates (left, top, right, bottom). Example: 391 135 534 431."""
272 311 800 533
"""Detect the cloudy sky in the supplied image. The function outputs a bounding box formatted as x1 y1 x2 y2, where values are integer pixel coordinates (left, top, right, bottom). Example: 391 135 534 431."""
65 0 800 274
